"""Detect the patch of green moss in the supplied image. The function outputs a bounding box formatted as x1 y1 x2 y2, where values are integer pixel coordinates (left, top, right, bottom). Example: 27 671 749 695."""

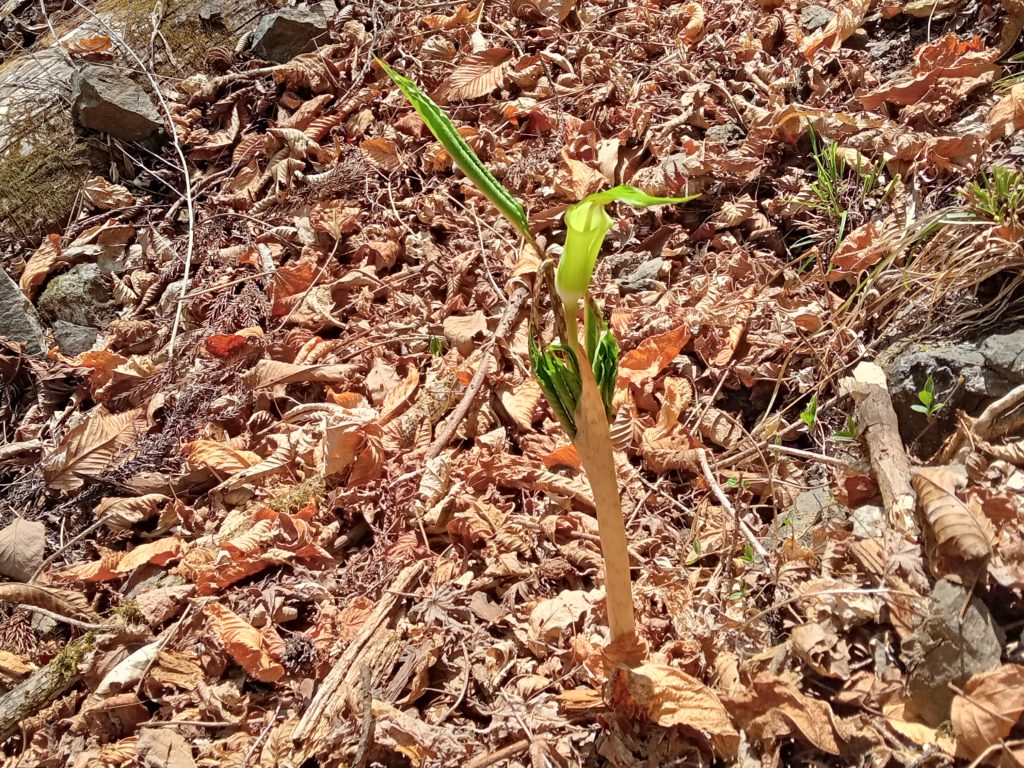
0 115 92 241
50 632 96 684
267 476 326 516
113 599 145 626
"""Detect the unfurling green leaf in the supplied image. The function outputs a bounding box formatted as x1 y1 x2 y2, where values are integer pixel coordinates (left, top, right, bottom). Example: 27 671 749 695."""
556 185 698 304
530 301 620 437
529 330 581 438
376 58 532 239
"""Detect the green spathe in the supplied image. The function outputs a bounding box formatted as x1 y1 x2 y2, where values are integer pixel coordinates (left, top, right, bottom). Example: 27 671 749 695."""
555 185 698 304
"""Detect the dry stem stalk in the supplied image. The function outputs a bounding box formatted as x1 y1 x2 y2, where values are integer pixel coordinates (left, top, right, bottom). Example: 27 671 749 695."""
563 306 636 644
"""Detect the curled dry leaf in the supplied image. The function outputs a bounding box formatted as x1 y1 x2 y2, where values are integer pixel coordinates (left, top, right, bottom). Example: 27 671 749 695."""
0 582 99 621
0 517 45 581
19 234 63 300
912 467 993 577
720 673 842 754
951 664 1024 760
204 602 285 682
802 0 870 59
182 440 262 474
442 48 512 101
82 177 136 210
988 82 1024 140
527 589 595 656
606 663 739 757
829 219 894 277
617 324 691 385
710 195 756 229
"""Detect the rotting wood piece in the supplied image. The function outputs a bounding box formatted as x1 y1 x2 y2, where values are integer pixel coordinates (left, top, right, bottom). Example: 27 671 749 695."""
0 634 91 743
292 561 425 757
839 362 918 535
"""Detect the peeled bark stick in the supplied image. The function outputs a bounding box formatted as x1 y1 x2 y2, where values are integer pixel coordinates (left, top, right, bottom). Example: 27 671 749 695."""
563 311 637 645
839 362 918 534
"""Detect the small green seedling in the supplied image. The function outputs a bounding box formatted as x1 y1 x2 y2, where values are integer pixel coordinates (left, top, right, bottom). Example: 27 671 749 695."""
800 394 818 430
911 375 944 417
740 542 756 565
429 336 445 357
960 165 1024 226
378 57 697 649
832 414 859 443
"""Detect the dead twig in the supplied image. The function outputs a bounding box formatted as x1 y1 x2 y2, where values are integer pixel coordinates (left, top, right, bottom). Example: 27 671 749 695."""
697 448 769 559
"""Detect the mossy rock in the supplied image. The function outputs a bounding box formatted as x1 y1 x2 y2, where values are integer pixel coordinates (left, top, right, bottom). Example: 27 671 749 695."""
38 264 116 327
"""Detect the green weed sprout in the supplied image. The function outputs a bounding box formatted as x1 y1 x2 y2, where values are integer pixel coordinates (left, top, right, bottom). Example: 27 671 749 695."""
378 58 696 649
911 375 944 417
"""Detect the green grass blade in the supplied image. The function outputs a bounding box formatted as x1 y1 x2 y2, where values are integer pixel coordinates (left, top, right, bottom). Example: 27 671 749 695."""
376 58 532 239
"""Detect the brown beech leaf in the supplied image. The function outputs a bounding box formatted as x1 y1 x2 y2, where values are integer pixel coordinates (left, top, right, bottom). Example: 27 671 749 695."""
710 195 756 229
0 582 99 620
443 310 489 355
113 536 183 573
499 378 542 432
359 137 405 172
182 440 262 474
802 0 870 59
241 361 355 390
912 467 993 576
829 219 892 276
310 200 361 239
721 673 842 754
554 153 607 201
607 663 739 757
0 518 45 581
204 602 285 682
952 664 1024 760
442 48 512 101
618 324 691 385
41 407 145 491
82 177 135 210
988 83 1024 140
64 33 112 56
19 234 64 300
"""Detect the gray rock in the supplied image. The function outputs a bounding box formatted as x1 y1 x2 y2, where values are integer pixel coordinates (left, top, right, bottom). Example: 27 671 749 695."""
850 503 885 538
71 65 163 141
772 486 845 548
37 263 116 328
799 4 835 31
617 258 665 294
0 268 45 355
51 320 99 355
705 122 743 145
978 329 1024 379
882 333 1024 454
250 6 329 63
904 579 1004 725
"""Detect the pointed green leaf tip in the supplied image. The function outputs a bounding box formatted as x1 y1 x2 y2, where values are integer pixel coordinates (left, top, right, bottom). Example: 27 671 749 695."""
555 185 699 305
375 57 532 240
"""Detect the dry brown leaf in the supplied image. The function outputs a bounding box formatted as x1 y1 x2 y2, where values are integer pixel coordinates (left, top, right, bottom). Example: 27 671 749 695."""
64 33 112 56
137 727 197 768
912 467 993 576
607 663 739 756
952 664 1024 760
443 310 488 355
721 674 842 754
527 590 595 656
802 0 870 59
82 177 136 210
0 582 99 620
204 602 285 682
554 152 608 201
618 324 691 385
442 48 512 101
309 200 361 239
182 440 262 474
542 443 581 470
41 407 145 491
499 378 542 432
830 219 893 276
113 536 183 573
241 361 355 390
19 234 63 300
711 195 756 229
989 83 1024 139
380 366 420 424
978 437 1024 466
359 137 404 171
0 518 45 582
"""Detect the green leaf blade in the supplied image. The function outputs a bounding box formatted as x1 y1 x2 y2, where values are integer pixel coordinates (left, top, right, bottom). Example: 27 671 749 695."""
376 58 532 239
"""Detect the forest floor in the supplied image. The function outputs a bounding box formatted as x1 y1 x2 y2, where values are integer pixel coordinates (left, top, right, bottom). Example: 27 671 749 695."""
3 0 1024 766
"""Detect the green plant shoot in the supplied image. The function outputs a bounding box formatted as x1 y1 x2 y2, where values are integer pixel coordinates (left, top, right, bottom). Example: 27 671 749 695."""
378 57 697 651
